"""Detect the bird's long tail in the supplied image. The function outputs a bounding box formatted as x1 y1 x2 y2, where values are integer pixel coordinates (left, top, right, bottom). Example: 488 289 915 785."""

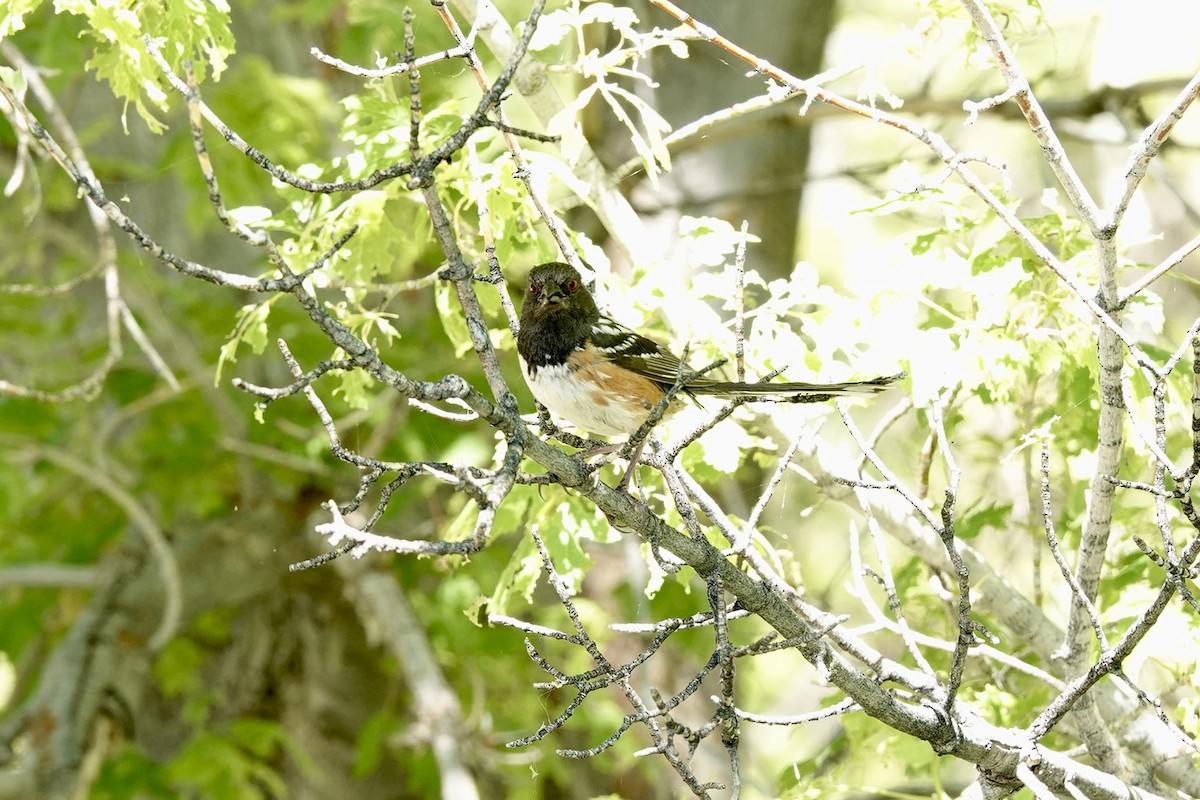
686 372 905 401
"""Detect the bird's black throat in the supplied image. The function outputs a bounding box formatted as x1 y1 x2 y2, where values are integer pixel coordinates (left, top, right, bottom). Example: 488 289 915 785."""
517 300 596 369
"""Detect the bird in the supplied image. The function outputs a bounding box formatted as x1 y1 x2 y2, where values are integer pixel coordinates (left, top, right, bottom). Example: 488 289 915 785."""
516 262 902 483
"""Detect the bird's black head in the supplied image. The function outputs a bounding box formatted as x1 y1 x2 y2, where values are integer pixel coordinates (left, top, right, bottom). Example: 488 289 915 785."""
519 262 599 325
516 262 600 366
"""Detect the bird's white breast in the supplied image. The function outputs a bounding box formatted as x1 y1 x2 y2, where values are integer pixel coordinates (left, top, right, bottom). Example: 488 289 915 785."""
520 358 651 438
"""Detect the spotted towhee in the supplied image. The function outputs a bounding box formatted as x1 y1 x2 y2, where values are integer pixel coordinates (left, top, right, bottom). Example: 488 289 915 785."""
516 262 903 447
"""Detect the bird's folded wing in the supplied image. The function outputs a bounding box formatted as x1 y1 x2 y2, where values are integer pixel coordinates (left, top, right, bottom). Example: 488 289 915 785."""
588 315 697 387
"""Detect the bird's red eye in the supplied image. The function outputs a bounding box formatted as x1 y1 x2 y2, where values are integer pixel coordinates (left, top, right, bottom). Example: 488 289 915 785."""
565 279 579 292
528 282 541 296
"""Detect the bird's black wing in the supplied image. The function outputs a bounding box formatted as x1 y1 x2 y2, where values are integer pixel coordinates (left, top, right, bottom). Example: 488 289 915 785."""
588 314 697 389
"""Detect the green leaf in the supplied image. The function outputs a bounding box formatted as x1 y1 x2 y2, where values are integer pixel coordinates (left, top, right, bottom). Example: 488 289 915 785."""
227 718 285 759
529 8 573 52
353 710 395 778
539 505 595 596
0 0 43 37
227 206 273 226
961 684 1020 727
434 280 473 357
48 0 234 133
597 81 672 180
695 418 759 475
956 502 1012 540
332 363 376 410
580 2 640 34
0 65 26 98
483 527 540 618
93 745 174 798
483 488 615 619
215 301 273 384
154 638 207 698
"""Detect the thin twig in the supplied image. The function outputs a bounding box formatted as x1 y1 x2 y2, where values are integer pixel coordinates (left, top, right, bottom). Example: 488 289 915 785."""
1109 69 1200 231
1040 445 1107 648
1120 231 1200 303
733 221 749 383
929 400 971 717
310 43 469 78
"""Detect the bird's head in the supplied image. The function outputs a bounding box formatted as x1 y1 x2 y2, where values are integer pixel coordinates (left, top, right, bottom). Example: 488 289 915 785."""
520 262 599 323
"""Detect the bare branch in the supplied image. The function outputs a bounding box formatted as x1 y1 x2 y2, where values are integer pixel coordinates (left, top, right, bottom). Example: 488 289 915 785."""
1028 534 1200 741
959 0 1102 235
930 401 971 717
733 220 749 383
1109 70 1200 231
1040 445 1108 649
310 44 469 78
336 556 482 800
1120 231 1200 303
735 698 859 726
850 517 936 676
0 564 100 590
0 42 125 401
27 448 181 652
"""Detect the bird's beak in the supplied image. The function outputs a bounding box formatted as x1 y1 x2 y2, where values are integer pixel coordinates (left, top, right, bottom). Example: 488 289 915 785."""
539 281 565 307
